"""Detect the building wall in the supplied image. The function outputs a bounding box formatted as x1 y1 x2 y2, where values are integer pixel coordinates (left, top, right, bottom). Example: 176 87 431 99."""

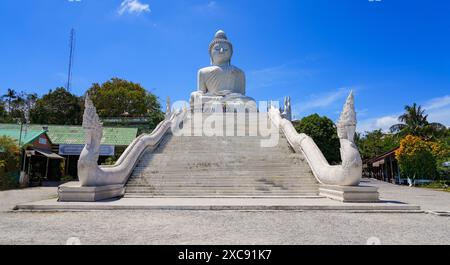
30 134 52 151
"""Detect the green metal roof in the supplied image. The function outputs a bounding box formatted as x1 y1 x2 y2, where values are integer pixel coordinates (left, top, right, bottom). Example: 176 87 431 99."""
0 124 138 146
0 129 47 147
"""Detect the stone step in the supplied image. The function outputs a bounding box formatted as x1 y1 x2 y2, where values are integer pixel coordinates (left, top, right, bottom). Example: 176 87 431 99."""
124 192 320 197
125 182 319 187
126 189 317 192
125 193 320 196
130 172 314 177
131 176 313 180
129 177 316 182
127 185 318 192
125 113 317 198
128 177 317 182
125 189 320 194
138 155 304 160
125 187 319 191
127 178 317 182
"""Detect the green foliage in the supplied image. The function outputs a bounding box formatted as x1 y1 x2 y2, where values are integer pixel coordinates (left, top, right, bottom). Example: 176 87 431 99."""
1 89 38 123
395 135 439 180
30 88 83 125
435 139 450 180
356 130 399 160
87 78 165 129
61 175 74 183
390 103 447 140
102 156 119 166
294 114 341 164
0 102 7 122
0 136 20 190
419 181 450 192
2 88 17 114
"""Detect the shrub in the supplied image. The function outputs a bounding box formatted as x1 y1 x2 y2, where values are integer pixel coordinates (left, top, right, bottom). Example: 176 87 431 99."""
395 135 449 181
294 114 341 164
0 136 20 190
61 175 74 183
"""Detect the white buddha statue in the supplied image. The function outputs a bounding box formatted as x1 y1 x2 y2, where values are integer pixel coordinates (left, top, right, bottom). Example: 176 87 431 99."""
190 30 256 112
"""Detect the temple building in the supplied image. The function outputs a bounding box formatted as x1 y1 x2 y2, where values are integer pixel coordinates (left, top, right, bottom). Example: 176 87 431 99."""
0 124 138 184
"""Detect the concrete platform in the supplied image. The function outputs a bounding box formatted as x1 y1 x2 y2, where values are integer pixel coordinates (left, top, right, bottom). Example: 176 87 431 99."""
14 197 421 212
319 185 379 202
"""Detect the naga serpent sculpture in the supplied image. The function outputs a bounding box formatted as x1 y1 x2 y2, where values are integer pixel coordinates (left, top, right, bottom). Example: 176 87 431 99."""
269 91 362 186
77 94 187 187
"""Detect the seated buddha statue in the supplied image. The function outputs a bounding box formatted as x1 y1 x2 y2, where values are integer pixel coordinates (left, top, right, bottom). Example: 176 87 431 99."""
190 30 256 112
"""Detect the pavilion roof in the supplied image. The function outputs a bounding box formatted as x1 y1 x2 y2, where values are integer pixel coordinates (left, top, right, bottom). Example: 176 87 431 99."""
0 124 137 146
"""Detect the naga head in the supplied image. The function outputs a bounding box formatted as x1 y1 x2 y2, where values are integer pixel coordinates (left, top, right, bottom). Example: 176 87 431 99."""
337 91 357 143
82 94 103 151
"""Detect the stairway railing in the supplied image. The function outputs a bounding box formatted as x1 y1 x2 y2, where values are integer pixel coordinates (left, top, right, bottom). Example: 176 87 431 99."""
77 95 188 187
267 92 362 186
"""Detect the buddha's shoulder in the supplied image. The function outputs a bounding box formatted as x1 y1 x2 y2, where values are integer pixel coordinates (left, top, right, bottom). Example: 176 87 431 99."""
199 65 244 75
198 66 219 74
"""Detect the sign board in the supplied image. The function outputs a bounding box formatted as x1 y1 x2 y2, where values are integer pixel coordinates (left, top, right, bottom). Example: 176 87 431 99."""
38 137 47 145
59 144 115 156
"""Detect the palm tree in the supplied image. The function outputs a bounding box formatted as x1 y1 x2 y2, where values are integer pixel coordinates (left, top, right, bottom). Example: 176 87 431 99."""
390 103 447 139
2 88 17 113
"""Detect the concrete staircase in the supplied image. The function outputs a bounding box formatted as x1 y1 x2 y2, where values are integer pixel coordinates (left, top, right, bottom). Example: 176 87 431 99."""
125 113 319 197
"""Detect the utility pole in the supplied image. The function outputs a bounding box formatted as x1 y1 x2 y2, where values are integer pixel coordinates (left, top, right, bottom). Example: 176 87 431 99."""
66 28 76 91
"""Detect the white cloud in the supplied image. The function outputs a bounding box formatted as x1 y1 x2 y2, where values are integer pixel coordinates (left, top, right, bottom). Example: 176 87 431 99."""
357 94 450 133
207 1 217 9
248 64 314 91
424 95 450 111
118 0 151 16
426 95 450 126
357 115 399 133
193 1 219 13
292 88 350 115
300 89 349 111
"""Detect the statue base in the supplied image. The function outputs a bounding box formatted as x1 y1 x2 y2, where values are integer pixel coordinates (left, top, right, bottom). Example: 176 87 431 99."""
319 185 379 203
190 92 257 113
58 182 125 202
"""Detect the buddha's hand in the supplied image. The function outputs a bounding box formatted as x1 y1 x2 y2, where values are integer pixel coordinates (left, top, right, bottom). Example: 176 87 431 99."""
215 90 233 96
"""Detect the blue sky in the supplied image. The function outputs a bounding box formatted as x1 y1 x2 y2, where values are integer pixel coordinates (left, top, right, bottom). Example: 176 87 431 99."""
0 0 449 132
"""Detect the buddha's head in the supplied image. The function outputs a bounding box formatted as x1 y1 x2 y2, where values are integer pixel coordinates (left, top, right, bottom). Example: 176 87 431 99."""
209 30 233 66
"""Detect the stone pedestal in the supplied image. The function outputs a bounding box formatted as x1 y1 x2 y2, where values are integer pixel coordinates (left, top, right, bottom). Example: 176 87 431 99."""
58 182 125 202
319 185 379 202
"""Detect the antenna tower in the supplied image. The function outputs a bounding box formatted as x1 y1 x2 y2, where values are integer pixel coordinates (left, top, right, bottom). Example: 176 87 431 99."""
66 28 76 91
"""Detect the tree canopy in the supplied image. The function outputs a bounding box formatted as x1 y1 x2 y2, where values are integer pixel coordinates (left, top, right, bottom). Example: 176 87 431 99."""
294 114 341 164
0 136 20 190
356 130 399 160
87 78 164 128
30 88 83 125
0 102 6 122
390 103 447 140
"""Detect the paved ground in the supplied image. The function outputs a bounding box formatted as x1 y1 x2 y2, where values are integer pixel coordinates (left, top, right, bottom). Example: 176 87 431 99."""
0 180 449 245
371 179 450 212
14 196 422 211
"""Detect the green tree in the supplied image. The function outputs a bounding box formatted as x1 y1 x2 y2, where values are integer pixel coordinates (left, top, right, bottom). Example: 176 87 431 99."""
356 130 399 160
390 103 447 140
294 114 341 164
31 88 83 125
87 78 164 129
395 135 440 182
0 136 20 190
2 88 17 113
0 101 7 122
9 92 26 121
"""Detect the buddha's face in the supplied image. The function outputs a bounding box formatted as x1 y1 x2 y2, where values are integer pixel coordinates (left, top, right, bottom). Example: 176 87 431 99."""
211 42 232 65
